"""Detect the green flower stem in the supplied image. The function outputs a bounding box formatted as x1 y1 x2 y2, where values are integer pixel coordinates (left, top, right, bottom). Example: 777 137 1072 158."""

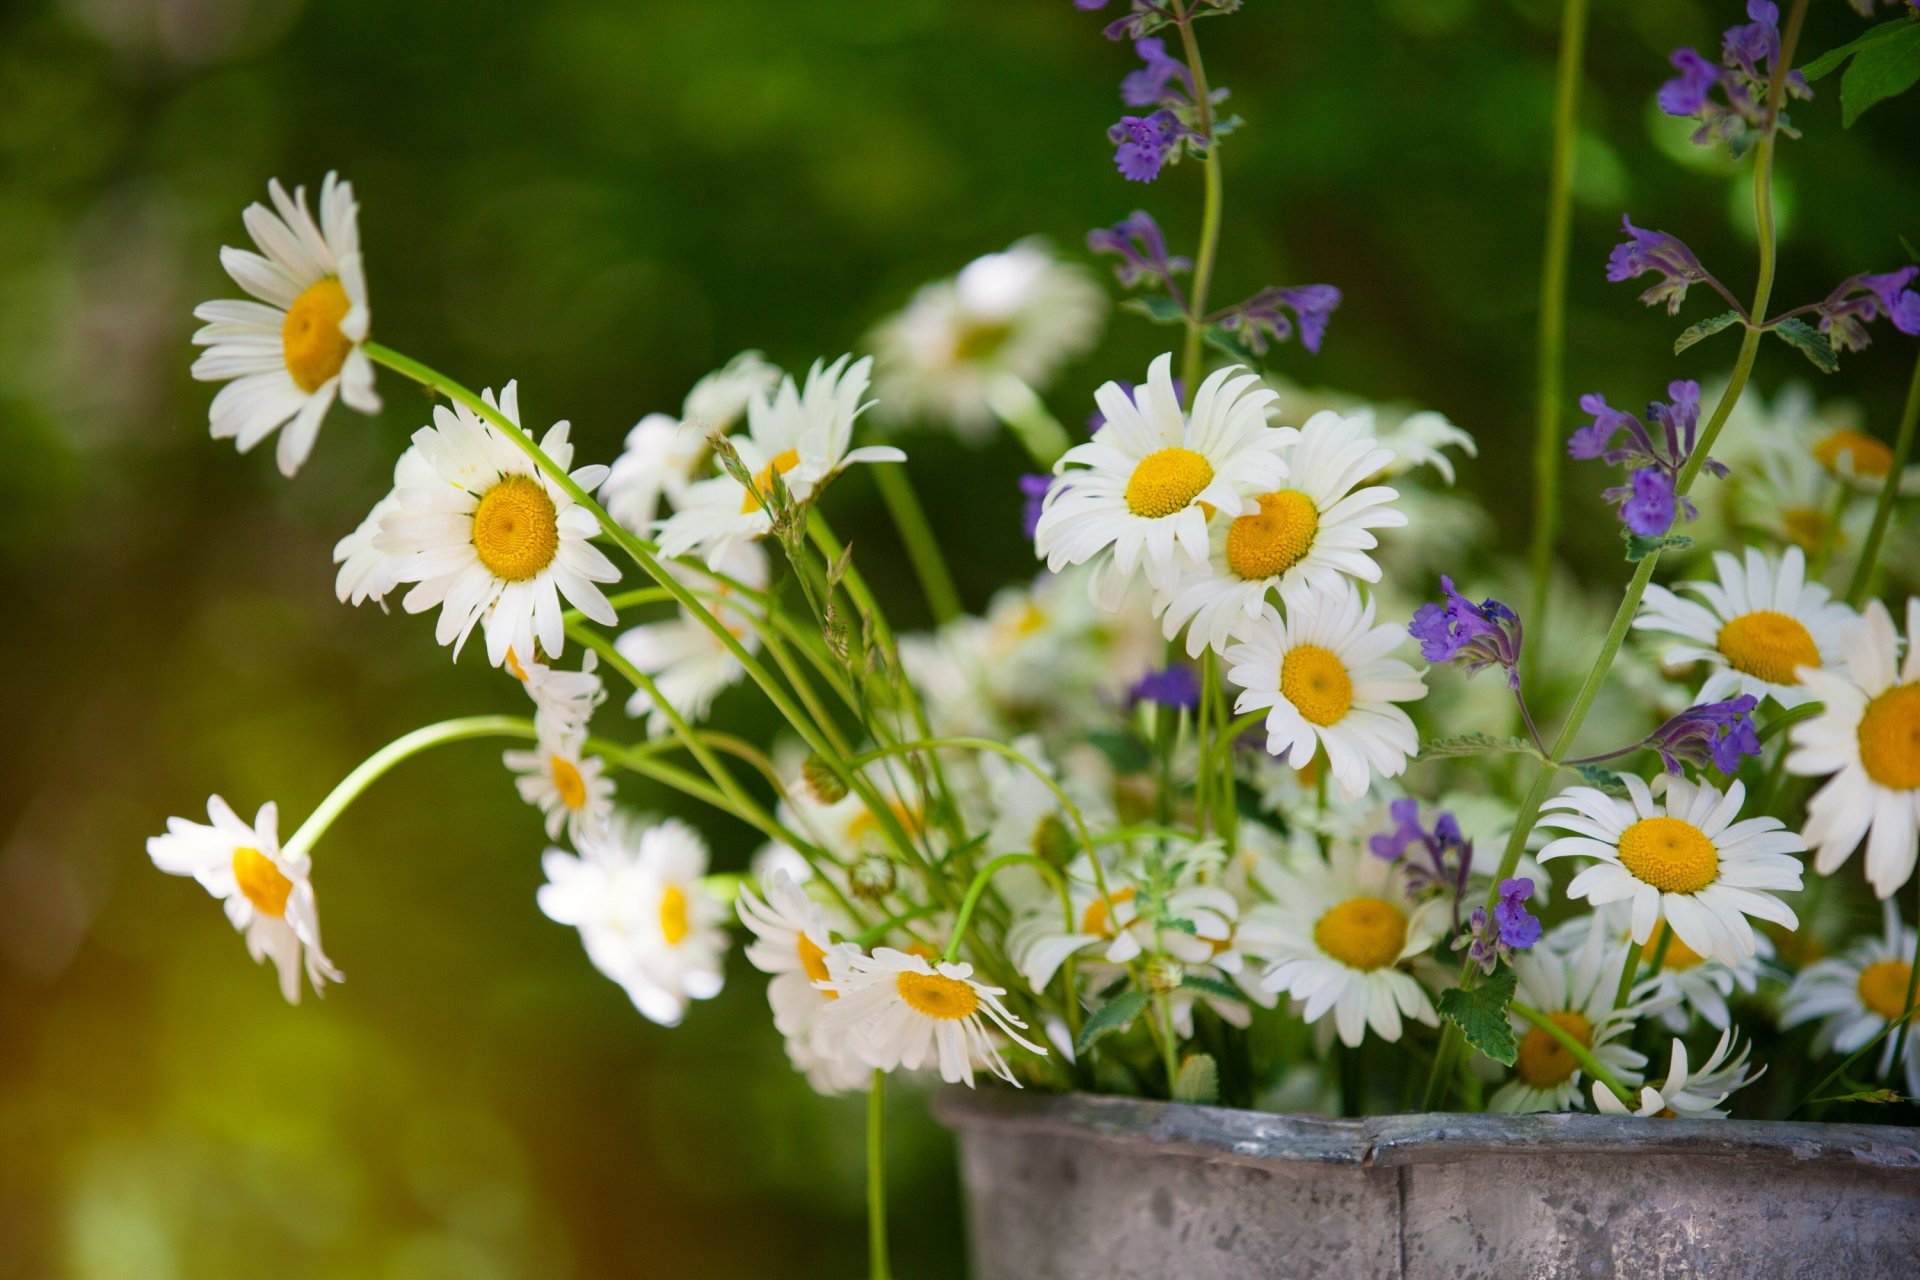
1196 652 1215 837
1846 348 1920 606
1792 1003 1920 1119
282 715 537 860
1171 0 1223 406
1153 991 1184 1094
940 851 1084 1046
872 463 963 626
1889 876 1920 1080
1526 0 1591 628
1510 1000 1636 1108
866 1070 891 1280
987 375 1072 468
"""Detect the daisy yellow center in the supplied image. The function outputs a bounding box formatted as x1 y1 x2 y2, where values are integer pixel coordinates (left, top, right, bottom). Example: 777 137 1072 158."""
741 447 802 514
1617 817 1719 894
1081 887 1136 938
1313 896 1407 972
1780 506 1832 553
953 319 1014 364
1813 429 1892 478
550 755 587 810
281 278 353 393
1225 490 1320 580
1715 610 1819 686
1515 1012 1593 1089
232 846 293 919
1857 959 1915 1021
1281 645 1353 727
798 933 834 989
1859 684 1920 791
472 475 560 582
1645 921 1706 972
895 970 979 1020
1124 448 1214 519
659 884 689 946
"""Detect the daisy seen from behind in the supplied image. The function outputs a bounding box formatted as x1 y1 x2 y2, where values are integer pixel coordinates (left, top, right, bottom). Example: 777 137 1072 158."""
820 947 1047 1087
1593 1028 1762 1119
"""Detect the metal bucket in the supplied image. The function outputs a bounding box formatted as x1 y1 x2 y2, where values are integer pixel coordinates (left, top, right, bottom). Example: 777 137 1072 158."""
936 1090 1920 1279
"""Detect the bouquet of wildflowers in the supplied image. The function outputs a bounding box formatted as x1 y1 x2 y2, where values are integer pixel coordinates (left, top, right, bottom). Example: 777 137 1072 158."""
150 0 1920 1272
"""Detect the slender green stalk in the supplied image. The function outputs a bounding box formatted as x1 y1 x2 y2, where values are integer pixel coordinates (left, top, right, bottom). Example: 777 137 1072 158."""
1888 879 1920 1079
986 375 1072 467
1526 0 1591 628
1171 0 1223 406
1846 350 1920 606
866 1071 891 1280
872 463 963 625
1612 938 1646 1011
1792 1005 1920 1119
940 851 1083 1044
1511 1000 1636 1107
1153 991 1184 1092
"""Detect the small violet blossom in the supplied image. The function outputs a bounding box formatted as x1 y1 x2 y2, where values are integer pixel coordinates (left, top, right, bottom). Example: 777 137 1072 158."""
1658 1 1811 152
1814 267 1920 355
1213 284 1343 355
1606 217 1724 317
1130 664 1200 710
1408 577 1523 689
1104 33 1230 182
1568 381 1726 539
1455 878 1544 974
1370 799 1473 913
1109 111 1188 183
1087 211 1191 295
1646 696 1762 776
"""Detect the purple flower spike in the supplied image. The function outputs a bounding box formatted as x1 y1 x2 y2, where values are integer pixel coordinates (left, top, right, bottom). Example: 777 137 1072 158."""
1658 48 1722 117
1657 0 1812 151
1212 284 1344 356
1571 381 1719 540
1607 217 1713 315
1087 211 1192 295
1621 467 1678 537
1369 801 1473 913
1130 664 1200 710
1646 696 1762 776
1493 878 1544 951
1020 473 1055 540
1815 267 1920 354
1409 576 1524 689
1109 112 1183 182
1122 37 1192 107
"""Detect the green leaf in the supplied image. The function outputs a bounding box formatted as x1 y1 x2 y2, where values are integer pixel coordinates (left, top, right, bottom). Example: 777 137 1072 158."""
1842 23 1920 126
1436 964 1519 1067
1203 324 1263 365
1573 763 1629 796
1624 530 1693 563
1811 1087 1908 1106
1180 973 1251 1005
1674 310 1743 356
1771 318 1840 374
1419 732 1538 761
1086 729 1153 774
1801 18 1913 82
1172 1053 1220 1105
1121 295 1188 325
1075 989 1151 1057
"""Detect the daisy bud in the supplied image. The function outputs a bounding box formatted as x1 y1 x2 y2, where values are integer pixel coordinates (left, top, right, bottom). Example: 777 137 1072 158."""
1145 955 1185 995
1030 813 1077 868
850 854 897 903
801 754 850 805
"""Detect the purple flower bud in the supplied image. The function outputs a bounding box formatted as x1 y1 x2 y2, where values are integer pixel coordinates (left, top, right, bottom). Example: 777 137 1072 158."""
1493 878 1543 951
1646 696 1762 776
1621 467 1677 537
1020 473 1054 540
1657 0 1811 149
1409 576 1524 688
1816 267 1920 354
1087 211 1192 294
1607 217 1710 315
1109 112 1181 182
1658 48 1722 117
1130 664 1200 710
1369 798 1425 861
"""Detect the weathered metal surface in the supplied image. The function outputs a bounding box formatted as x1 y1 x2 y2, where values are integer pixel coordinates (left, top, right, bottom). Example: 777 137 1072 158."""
935 1090 1920 1280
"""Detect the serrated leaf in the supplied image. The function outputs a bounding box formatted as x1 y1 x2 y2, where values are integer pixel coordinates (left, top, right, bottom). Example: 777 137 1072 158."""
1076 989 1151 1057
1180 974 1251 1005
1436 965 1519 1067
1419 732 1537 761
1121 295 1188 325
1203 324 1264 365
1771 318 1840 374
1173 1053 1220 1105
1572 763 1630 796
1802 18 1913 82
1841 23 1920 126
1624 530 1693 562
1674 310 1742 355
1812 1087 1907 1106
1161 916 1199 937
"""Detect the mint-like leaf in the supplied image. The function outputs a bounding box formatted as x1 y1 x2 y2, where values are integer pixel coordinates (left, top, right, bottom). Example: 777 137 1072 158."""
1075 990 1151 1057
1674 310 1742 355
1436 964 1518 1067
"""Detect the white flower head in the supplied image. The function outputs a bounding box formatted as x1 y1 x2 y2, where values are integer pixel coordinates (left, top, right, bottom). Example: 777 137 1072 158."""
600 351 783 532
147 796 342 1003
1780 902 1920 1098
1492 919 1650 1113
1225 579 1427 802
616 540 768 734
1593 1027 1761 1119
536 815 728 1026
1538 774 1803 966
1036 354 1289 609
505 725 615 843
510 649 606 742
1788 597 1920 898
333 444 435 608
375 382 620 667
819 947 1047 1087
191 173 380 475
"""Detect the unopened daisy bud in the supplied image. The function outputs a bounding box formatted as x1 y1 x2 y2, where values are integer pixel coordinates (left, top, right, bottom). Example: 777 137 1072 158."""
710 433 752 490
1145 956 1184 995
800 755 849 805
850 854 897 903
1030 813 1077 867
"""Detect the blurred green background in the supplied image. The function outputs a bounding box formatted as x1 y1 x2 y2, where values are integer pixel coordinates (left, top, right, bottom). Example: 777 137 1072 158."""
1 0 1914 1275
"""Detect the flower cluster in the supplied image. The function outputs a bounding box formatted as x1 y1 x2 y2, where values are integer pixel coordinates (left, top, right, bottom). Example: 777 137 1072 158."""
1569 380 1726 538
1658 0 1811 152
1409 577 1524 689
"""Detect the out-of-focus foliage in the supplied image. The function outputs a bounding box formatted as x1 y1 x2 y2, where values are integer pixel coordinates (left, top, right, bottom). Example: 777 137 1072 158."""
0 0 1912 1276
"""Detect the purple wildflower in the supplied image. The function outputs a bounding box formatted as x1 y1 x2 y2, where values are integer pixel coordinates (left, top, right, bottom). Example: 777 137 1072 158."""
1212 284 1343 355
1657 48 1721 117
1129 664 1200 710
1658 0 1811 151
1408 576 1524 689
1087 211 1191 295
1606 217 1717 316
1372 801 1476 925
1570 381 1725 539
1020 473 1055 540
1492 878 1543 951
1121 37 1192 107
1618 468 1677 538
1814 267 1920 354
1646 696 1762 776
1109 111 1184 182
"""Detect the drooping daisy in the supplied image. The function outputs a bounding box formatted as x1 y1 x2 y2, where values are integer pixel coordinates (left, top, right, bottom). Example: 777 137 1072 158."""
1592 1027 1761 1119
615 541 768 734
147 796 342 1003
1491 921 1649 1113
819 947 1047 1086
599 351 782 533
656 355 904 566
1780 903 1920 1098
1538 774 1803 966
535 815 728 1026
1635 546 1855 708
869 240 1106 442
1157 409 1404 658
1242 840 1445 1048
510 649 605 741
1788 598 1920 898
738 870 844 1036
1036 354 1288 609
376 382 619 667
505 725 615 842
1225 579 1427 802
333 445 433 608
191 173 381 475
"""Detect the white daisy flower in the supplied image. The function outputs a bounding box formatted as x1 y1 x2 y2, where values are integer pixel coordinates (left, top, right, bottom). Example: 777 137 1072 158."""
819 947 1046 1086
738 870 843 1034
1036 354 1288 609
1538 775 1803 966
1225 579 1427 803
1157 410 1404 658
190 173 381 475
1241 840 1445 1048
505 725 615 843
1779 903 1920 1098
599 351 782 533
1593 1027 1761 1119
375 381 620 667
656 355 904 566
1599 908 1769 1033
1006 867 1237 995
1367 409 1477 485
535 815 728 1026
1787 598 1920 898
616 541 768 734
147 796 342 1003
869 240 1105 442
509 649 605 742
333 445 433 608
1491 922 1649 1113
1634 546 1855 708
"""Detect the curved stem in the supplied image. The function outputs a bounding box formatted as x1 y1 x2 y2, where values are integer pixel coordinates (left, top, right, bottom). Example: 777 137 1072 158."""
872 463 962 625
282 715 537 859
866 1071 891 1280
1846 350 1920 606
1510 1000 1636 1108
940 851 1084 1045
1171 1 1223 406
